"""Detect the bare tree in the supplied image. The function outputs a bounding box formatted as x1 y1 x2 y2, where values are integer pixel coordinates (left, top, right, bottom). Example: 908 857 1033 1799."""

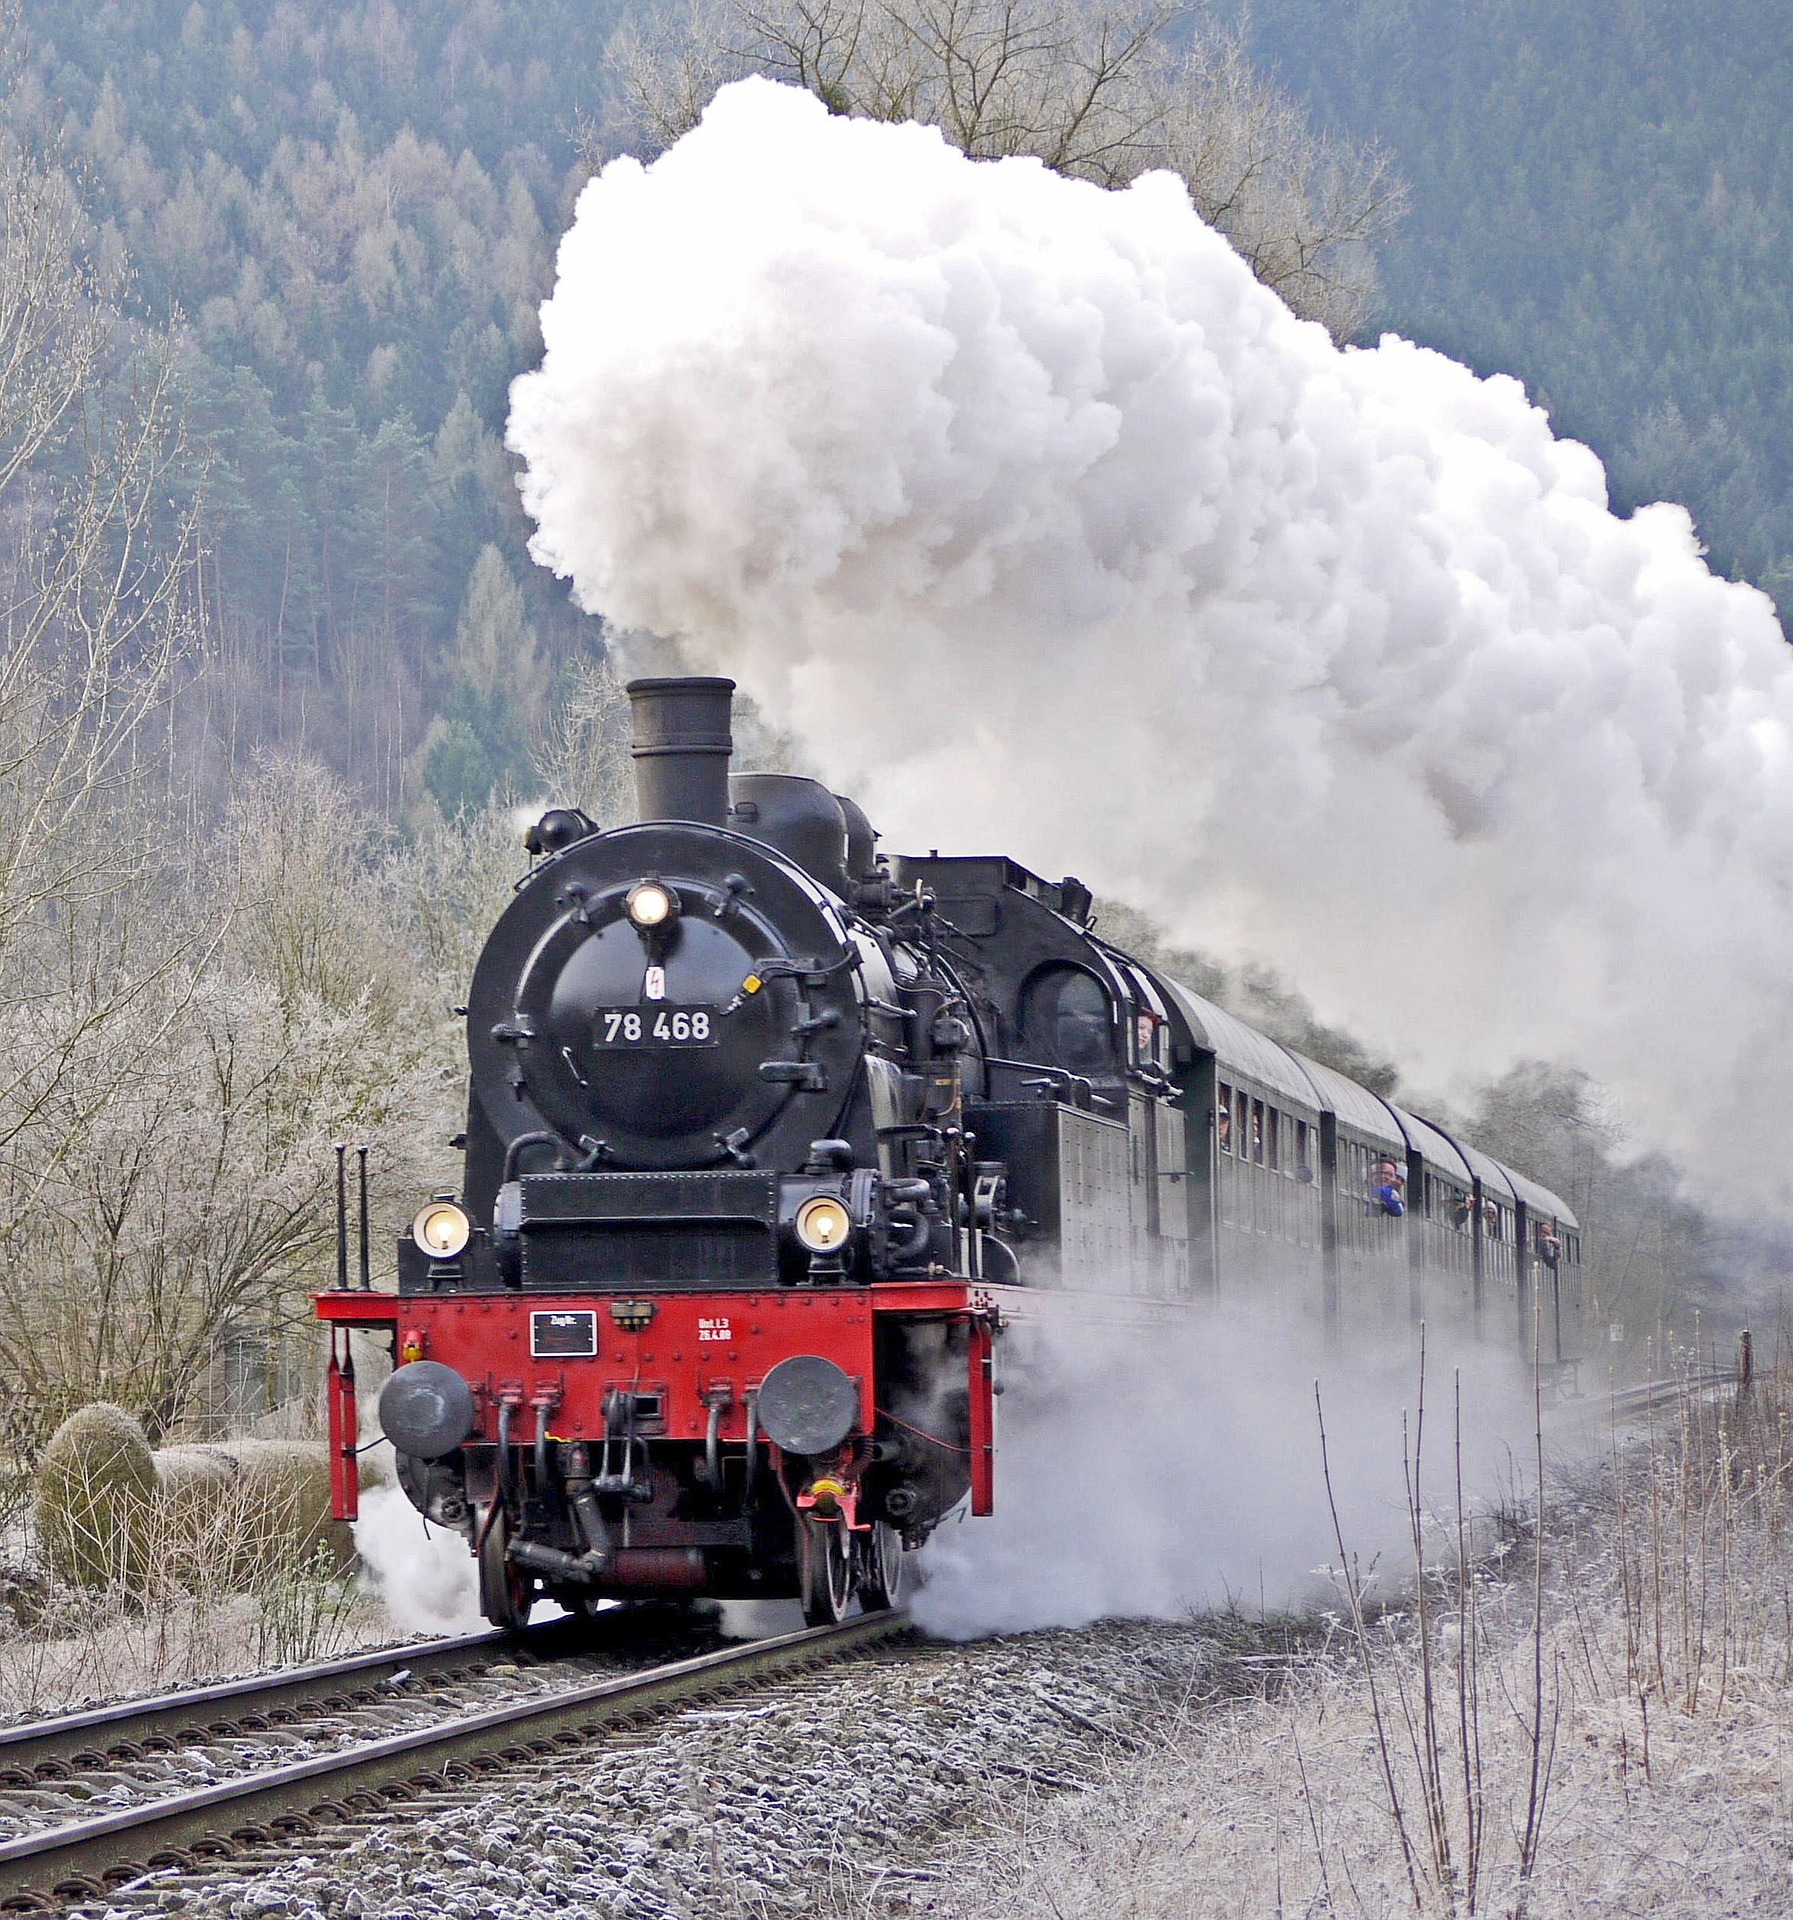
608 0 1404 337
0 118 205 1244
0 760 462 1447
530 653 635 831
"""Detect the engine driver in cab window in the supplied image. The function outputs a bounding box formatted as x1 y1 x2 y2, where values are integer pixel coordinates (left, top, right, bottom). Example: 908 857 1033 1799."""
1022 967 1113 1077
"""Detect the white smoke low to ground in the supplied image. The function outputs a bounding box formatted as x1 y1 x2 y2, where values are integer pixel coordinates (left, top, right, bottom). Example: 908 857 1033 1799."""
911 1307 1542 1638
353 1481 486 1635
511 78 1793 1212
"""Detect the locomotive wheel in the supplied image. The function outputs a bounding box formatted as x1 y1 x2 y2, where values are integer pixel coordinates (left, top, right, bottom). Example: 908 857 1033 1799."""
798 1514 853 1626
856 1521 910 1612
478 1508 532 1631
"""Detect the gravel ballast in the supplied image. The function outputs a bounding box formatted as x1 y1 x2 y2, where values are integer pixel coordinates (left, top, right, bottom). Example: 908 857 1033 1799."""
92 1620 1228 1920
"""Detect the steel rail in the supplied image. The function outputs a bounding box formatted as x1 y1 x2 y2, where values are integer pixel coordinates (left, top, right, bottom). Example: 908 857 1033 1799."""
0 1610 908 1910
1601 1369 1736 1421
0 1630 516 1781
0 1604 706 1782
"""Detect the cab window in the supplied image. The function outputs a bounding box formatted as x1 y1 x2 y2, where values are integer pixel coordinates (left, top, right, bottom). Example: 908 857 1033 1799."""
1019 966 1113 1077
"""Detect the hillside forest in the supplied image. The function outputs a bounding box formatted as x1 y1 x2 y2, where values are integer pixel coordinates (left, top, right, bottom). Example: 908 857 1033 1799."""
1238 0 1793 625
0 0 1783 1447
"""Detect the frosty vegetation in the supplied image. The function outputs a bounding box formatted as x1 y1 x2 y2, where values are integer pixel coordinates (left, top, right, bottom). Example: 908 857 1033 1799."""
882 1369 1793 1919
609 0 1404 338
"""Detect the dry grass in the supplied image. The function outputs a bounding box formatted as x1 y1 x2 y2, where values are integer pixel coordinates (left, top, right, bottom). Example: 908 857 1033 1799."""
854 1358 1793 1920
0 1578 393 1722
0 1410 395 1719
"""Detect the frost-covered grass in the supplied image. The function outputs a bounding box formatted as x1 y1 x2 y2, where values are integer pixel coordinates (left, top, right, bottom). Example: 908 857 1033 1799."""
867 1373 1793 1919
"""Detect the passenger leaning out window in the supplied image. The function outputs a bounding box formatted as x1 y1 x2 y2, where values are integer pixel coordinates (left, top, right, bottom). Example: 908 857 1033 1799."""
1535 1221 1562 1269
1370 1157 1405 1217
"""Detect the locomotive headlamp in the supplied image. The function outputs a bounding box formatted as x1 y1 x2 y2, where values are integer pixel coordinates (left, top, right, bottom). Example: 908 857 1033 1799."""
626 881 677 929
412 1199 471 1259
794 1194 853 1254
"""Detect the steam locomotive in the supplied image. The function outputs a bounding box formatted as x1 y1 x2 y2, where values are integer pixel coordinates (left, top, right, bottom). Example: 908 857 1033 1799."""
320 677 1582 1628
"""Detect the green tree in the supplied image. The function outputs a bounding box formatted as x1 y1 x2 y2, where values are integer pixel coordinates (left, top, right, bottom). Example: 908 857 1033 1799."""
1235 0 1793 626
421 543 548 814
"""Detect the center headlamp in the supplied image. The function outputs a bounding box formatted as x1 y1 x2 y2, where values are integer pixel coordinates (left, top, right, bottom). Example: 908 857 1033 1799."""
625 880 678 930
413 1198 472 1259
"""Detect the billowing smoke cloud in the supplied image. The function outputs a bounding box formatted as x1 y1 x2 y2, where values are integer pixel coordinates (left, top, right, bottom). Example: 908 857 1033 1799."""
912 1311 1536 1637
510 79 1793 1208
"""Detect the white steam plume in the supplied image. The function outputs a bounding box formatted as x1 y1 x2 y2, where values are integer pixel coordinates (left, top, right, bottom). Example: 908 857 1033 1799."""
913 1313 1536 1638
510 79 1793 1209
353 1482 484 1634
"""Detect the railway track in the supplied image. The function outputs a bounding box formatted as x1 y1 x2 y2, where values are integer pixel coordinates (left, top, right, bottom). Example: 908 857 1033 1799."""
0 1626 513 1782
1601 1369 1735 1421
0 1609 907 1911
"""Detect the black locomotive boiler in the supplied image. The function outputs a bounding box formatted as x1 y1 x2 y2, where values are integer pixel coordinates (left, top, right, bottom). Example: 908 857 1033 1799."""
320 677 1583 1627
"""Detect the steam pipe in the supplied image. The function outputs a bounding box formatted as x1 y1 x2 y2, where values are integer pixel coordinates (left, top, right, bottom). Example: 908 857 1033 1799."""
497 1400 515 1512
627 676 735 826
356 1144 371 1290
565 1445 613 1570
502 1131 566 1182
334 1144 348 1291
743 1389 760 1510
703 1389 729 1489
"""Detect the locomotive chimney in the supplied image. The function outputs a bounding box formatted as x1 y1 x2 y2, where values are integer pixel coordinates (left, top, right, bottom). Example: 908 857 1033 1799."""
626 676 735 827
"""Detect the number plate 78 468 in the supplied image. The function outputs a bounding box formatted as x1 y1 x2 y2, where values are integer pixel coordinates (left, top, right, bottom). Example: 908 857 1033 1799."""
592 1006 719 1047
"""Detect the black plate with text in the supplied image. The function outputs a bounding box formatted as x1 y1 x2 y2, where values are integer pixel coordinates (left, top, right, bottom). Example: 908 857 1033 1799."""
591 1005 721 1048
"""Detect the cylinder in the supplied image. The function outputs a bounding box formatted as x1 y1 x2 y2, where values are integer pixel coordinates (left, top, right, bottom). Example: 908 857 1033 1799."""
627 676 736 826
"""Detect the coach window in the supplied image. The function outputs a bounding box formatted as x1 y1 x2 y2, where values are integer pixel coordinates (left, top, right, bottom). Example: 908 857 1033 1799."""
1250 1099 1265 1165
1134 1012 1167 1070
1265 1107 1280 1172
1217 1086 1233 1153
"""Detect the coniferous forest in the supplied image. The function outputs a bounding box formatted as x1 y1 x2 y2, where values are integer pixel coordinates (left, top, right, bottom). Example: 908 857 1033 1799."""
19 0 1790 822
1238 0 1793 625
14 0 624 816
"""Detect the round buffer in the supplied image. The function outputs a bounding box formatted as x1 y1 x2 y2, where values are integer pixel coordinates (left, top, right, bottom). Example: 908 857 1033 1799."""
379 1361 477 1460
755 1354 860 1456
